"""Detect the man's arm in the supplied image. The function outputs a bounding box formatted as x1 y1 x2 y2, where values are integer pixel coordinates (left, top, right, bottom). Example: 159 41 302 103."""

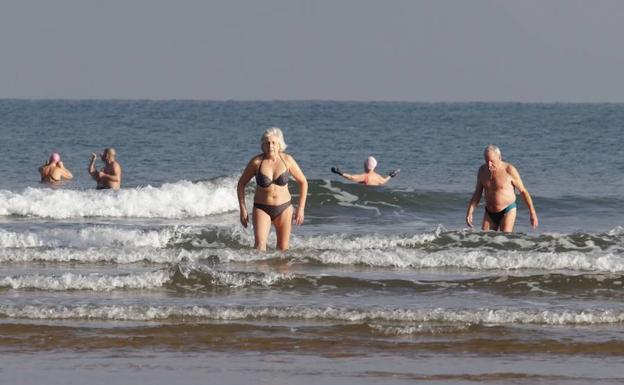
88 153 98 180
508 165 538 229
466 169 484 227
237 157 259 228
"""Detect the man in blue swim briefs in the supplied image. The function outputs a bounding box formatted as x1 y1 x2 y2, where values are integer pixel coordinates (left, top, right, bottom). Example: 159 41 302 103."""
466 144 538 232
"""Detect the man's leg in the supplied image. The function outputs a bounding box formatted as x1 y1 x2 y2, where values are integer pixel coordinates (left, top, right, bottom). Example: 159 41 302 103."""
499 209 517 233
481 211 497 231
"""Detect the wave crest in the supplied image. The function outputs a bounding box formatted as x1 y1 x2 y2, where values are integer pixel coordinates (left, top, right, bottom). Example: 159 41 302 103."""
0 178 238 219
2 304 622 325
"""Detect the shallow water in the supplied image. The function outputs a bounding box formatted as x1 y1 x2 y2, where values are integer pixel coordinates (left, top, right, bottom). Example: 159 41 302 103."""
0 100 622 383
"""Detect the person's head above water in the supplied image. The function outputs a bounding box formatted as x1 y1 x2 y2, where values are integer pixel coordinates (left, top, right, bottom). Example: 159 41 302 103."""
49 152 61 165
483 144 501 159
261 127 287 154
101 148 116 162
364 156 377 172
483 144 502 171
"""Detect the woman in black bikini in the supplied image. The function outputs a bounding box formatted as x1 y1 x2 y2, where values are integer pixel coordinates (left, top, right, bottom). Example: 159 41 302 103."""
237 127 308 251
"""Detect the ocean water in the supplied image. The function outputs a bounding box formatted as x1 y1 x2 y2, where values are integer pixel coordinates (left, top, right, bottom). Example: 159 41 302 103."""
0 100 623 384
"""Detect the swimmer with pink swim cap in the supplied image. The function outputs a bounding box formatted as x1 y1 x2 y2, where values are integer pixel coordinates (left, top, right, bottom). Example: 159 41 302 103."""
49 152 61 165
331 156 399 186
39 152 73 184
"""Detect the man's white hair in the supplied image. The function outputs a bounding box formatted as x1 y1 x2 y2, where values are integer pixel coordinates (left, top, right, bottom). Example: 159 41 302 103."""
483 144 501 158
261 127 287 152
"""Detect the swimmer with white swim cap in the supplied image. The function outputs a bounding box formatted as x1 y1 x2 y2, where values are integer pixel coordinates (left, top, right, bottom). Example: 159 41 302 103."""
39 152 73 184
331 156 399 186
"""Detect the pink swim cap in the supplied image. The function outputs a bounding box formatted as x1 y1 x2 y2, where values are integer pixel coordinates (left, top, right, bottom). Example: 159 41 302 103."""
49 152 61 165
365 156 377 171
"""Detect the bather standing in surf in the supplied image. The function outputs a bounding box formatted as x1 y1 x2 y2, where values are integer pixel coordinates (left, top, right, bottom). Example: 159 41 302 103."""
237 127 308 251
466 144 538 232
88 148 122 190
39 152 73 184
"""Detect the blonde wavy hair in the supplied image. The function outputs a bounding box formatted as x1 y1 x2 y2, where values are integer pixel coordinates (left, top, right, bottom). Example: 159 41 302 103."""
261 127 288 152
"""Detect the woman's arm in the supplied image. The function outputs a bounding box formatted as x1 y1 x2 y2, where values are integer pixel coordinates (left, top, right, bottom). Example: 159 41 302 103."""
287 154 307 225
237 157 259 228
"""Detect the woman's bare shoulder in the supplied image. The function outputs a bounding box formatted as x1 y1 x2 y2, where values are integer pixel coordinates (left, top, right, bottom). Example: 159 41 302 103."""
281 152 297 163
248 154 264 165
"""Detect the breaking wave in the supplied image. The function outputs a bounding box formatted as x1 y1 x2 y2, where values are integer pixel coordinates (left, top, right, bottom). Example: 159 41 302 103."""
1 304 622 325
0 178 238 219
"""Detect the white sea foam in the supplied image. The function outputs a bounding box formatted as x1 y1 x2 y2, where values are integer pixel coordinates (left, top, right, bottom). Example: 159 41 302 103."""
290 231 440 250
320 180 359 204
1 304 622 325
319 179 381 214
303 249 624 272
208 270 289 288
0 178 238 219
438 229 624 253
211 244 624 272
0 247 216 264
0 226 622 272
0 224 253 251
0 227 188 249
368 323 471 336
0 238 622 273
178 264 291 288
0 270 170 291
608 226 624 236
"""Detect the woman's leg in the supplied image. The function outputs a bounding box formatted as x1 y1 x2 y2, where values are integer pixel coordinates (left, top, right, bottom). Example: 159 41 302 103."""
273 205 293 251
253 206 272 251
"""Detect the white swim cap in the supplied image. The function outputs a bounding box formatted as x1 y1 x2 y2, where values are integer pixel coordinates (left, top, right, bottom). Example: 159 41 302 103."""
365 156 377 171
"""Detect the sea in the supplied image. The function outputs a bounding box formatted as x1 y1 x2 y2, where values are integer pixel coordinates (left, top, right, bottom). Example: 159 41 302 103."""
0 100 622 385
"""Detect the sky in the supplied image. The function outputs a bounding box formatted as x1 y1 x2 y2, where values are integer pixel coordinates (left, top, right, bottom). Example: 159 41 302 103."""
1 0 624 102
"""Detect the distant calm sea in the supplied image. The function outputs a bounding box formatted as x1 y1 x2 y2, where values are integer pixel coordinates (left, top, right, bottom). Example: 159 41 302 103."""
0 100 623 385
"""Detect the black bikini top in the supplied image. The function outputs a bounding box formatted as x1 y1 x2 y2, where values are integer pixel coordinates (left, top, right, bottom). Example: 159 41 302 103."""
256 155 289 188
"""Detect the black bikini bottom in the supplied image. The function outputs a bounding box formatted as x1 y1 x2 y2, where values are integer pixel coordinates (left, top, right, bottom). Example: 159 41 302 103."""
253 201 292 221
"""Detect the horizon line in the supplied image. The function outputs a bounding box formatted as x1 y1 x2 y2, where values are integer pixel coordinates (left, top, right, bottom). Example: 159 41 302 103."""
2 97 624 105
